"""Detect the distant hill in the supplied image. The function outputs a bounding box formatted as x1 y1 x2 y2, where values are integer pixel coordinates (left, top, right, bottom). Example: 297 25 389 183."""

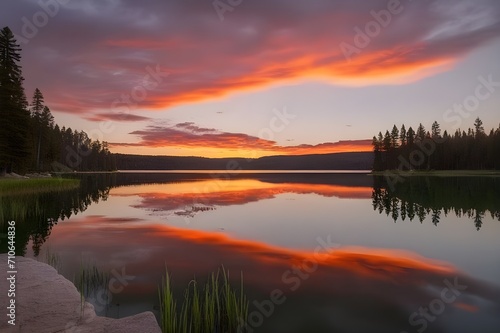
114 152 374 170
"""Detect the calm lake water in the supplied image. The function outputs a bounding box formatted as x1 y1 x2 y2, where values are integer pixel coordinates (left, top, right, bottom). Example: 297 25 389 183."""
2 172 500 333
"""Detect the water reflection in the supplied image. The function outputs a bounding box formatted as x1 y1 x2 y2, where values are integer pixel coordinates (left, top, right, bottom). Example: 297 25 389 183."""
2 173 500 332
372 176 500 230
115 179 372 218
47 215 500 333
4 173 372 255
0 174 113 255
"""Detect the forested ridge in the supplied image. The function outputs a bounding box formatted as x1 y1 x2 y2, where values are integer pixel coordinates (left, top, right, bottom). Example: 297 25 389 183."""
114 151 373 170
372 119 500 171
0 26 115 175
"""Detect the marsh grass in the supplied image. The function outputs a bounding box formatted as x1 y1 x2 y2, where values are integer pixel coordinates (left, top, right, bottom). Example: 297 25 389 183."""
159 267 249 333
42 248 61 272
0 178 80 196
74 261 111 314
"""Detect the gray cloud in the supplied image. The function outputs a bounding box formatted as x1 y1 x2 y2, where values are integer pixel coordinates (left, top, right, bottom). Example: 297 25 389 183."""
1 0 499 114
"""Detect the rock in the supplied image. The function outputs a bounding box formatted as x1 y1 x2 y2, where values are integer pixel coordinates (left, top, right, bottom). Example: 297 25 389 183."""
3 173 28 179
24 173 53 179
0 255 162 333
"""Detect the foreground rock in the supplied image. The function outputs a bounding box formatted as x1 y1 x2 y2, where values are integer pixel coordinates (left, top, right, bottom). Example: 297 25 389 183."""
1 172 28 179
0 255 162 333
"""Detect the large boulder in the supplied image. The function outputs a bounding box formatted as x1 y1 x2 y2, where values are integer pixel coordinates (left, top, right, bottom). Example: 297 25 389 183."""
0 255 162 333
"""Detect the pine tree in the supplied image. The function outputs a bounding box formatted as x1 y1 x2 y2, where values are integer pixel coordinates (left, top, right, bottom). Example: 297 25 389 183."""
0 26 31 174
406 127 415 146
31 88 45 170
383 130 392 152
416 123 426 142
400 124 407 146
431 121 441 138
474 117 484 138
372 136 382 171
390 125 399 149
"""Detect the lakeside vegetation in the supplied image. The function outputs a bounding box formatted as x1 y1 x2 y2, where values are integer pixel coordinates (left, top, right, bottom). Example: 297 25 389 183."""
0 175 111 256
159 267 249 333
0 178 80 196
74 261 111 315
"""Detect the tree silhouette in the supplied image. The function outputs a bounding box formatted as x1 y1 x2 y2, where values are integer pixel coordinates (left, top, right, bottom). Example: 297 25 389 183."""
372 119 500 171
0 26 116 174
0 26 31 174
31 88 46 170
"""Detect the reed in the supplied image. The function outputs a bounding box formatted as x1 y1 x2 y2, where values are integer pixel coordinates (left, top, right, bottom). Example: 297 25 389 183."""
159 267 249 333
42 248 61 272
74 261 111 313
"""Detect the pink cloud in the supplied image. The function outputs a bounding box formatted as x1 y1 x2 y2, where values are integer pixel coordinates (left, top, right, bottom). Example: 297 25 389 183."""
110 123 372 154
5 0 499 114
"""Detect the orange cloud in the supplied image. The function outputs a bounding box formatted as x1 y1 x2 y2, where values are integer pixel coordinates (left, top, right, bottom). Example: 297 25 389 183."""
109 123 372 157
110 180 373 216
45 215 500 332
17 0 500 114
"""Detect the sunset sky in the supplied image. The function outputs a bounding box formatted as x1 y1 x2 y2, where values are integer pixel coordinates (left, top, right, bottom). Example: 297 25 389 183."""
1 0 500 158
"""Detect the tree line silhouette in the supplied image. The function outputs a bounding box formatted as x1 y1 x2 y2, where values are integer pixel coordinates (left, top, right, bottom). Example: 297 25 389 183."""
372 118 500 171
0 26 115 174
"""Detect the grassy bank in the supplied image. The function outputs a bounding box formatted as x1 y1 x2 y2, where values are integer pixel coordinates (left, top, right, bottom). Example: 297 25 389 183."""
370 170 500 177
0 178 80 195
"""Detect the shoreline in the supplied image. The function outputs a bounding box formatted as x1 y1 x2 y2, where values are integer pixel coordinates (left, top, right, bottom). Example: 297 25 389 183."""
369 170 500 177
0 177 80 196
0 254 161 333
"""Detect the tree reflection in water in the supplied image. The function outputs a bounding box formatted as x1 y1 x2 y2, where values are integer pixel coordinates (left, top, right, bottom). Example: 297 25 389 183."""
0 174 115 256
372 176 500 230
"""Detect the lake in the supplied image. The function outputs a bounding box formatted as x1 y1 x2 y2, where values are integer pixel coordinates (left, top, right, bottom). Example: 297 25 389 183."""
2 172 500 333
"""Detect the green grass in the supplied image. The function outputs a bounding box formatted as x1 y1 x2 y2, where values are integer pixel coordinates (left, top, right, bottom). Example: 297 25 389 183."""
159 267 249 333
0 178 80 195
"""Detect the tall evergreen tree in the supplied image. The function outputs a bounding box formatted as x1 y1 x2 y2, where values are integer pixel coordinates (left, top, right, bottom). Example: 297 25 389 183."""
431 121 441 138
400 124 407 146
372 135 382 171
383 130 392 152
406 127 415 146
31 88 45 169
0 26 31 174
416 123 426 142
474 117 484 137
390 125 399 149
